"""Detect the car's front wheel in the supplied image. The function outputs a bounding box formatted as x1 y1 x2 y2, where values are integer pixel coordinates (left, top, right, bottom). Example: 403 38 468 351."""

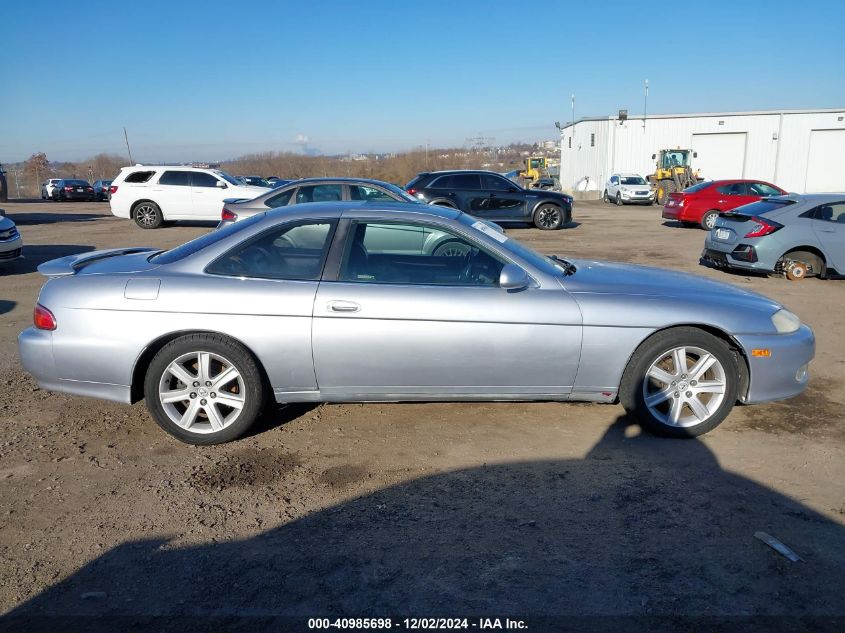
144 334 266 444
615 193 623 206
619 327 739 438
533 204 564 230
134 201 163 229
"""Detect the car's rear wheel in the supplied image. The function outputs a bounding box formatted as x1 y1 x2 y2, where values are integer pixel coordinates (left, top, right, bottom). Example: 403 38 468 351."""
620 327 739 438
134 202 163 229
603 190 610 203
144 334 265 445
701 210 720 230
433 240 472 257
533 204 563 230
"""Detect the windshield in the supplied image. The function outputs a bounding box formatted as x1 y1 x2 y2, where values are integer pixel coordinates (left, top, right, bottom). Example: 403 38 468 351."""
214 170 242 186
621 176 647 185
149 214 265 264
458 214 569 277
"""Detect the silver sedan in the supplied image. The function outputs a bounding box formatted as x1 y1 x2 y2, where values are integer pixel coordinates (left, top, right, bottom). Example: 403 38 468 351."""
19 202 814 444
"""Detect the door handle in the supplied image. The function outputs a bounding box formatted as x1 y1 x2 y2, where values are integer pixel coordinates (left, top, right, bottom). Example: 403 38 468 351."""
327 300 361 313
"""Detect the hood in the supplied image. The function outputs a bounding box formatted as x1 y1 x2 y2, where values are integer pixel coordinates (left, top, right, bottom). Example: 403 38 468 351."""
563 259 780 310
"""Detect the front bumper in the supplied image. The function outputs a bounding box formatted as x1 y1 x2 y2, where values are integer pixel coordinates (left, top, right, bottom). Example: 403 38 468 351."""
0 235 23 261
621 192 654 204
736 325 815 404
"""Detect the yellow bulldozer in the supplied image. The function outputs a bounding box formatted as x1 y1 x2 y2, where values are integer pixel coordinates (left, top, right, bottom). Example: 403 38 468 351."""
648 149 702 205
517 156 555 189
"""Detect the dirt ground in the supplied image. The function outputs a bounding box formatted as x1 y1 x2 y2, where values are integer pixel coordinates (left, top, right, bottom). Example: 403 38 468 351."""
0 199 843 629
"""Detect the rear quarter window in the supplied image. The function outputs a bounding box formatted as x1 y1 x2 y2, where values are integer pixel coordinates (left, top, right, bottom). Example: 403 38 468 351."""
123 171 155 183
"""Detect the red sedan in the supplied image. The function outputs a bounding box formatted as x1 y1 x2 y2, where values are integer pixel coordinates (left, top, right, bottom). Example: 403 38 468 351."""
662 179 786 229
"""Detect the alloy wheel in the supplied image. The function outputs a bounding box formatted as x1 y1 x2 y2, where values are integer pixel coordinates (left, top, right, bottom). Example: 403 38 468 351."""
536 206 561 229
136 205 159 227
642 345 727 427
158 351 246 434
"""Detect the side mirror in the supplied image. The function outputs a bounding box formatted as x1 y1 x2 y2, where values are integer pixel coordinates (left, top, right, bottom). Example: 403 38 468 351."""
651 154 656 159
693 152 698 158
216 180 227 189
499 263 530 291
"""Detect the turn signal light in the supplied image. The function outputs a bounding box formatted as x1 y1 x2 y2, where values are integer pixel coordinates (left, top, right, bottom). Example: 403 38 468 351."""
221 208 237 221
33 304 57 331
751 349 771 357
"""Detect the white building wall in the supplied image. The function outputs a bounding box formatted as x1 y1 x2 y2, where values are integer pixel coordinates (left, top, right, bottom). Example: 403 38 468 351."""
559 109 845 194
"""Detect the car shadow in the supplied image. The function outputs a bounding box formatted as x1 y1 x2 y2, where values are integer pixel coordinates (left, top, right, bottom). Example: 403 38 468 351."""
0 299 15 315
661 220 699 229
1 245 96 276
4 414 844 630
7 212 104 225
243 402 320 439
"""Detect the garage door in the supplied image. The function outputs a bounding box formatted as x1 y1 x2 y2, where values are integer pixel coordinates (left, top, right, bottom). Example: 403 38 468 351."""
805 129 845 193
691 133 747 181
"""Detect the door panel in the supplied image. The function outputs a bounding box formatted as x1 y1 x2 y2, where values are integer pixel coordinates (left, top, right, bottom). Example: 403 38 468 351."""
312 283 582 396
153 171 193 218
191 172 226 218
811 202 845 271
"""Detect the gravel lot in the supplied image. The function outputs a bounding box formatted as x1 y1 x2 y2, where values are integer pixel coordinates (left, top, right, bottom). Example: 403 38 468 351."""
0 199 843 627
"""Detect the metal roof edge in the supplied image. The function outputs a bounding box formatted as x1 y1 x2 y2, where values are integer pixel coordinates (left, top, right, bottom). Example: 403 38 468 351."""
558 108 845 130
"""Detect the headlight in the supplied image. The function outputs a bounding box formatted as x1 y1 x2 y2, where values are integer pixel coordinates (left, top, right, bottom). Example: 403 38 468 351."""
771 309 801 333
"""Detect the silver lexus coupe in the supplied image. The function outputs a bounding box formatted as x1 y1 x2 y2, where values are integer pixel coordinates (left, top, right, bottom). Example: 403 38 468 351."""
19 202 814 444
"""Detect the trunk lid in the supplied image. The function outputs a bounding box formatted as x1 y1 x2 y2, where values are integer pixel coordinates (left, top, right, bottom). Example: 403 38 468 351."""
37 248 160 277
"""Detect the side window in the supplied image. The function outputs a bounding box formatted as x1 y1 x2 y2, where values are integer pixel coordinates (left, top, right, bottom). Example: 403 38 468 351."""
124 171 155 183
430 175 453 189
350 185 394 201
192 172 220 188
716 183 747 196
158 171 191 186
339 221 505 286
481 174 513 191
611 176 619 185
452 174 481 190
748 183 782 197
813 202 845 223
295 184 342 204
264 189 294 208
207 221 335 280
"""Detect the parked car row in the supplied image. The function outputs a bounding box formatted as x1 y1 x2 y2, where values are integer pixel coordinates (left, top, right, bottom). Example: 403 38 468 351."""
41 178 112 202
0 208 23 263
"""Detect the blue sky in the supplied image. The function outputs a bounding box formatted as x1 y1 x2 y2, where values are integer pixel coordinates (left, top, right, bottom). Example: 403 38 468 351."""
1 0 843 162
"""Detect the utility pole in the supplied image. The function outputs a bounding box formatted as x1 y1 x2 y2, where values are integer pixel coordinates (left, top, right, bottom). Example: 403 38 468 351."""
123 127 134 164
571 94 575 127
643 79 649 130
12 167 21 198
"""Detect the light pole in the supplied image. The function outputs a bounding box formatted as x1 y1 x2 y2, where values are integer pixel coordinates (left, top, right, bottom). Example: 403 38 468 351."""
643 79 649 130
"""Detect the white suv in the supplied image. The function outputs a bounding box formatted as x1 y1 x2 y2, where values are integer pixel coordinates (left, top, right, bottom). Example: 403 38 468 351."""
41 179 61 200
603 173 654 206
109 165 271 229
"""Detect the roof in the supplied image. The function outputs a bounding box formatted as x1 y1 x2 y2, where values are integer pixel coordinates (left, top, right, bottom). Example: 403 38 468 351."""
264 200 461 222
558 107 845 131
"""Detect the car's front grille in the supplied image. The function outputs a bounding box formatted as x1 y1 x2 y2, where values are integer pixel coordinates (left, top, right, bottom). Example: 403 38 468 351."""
0 248 21 260
0 228 19 241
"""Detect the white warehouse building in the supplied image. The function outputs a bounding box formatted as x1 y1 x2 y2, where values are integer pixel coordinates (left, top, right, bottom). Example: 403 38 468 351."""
558 108 845 195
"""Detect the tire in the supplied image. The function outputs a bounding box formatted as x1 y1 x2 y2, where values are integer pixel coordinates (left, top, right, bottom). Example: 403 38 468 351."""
603 190 610 203
133 201 163 229
433 240 472 257
615 193 623 206
143 333 266 445
619 327 739 438
701 210 720 230
533 204 563 230
657 180 676 206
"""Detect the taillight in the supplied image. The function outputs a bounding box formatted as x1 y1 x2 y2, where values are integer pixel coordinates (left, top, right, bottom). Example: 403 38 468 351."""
221 208 237 221
744 217 782 238
406 188 417 196
64 186 73 191
33 304 57 331
109 185 118 194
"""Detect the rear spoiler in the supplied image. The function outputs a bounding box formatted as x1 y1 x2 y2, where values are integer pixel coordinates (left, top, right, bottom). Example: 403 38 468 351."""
37 247 158 277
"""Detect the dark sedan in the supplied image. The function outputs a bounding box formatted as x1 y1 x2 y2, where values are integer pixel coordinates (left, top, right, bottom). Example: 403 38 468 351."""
51 179 95 202
92 179 113 201
406 170 573 230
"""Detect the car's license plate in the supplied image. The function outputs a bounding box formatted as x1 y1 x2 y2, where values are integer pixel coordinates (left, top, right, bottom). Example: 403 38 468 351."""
715 228 730 240
76 188 83 192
